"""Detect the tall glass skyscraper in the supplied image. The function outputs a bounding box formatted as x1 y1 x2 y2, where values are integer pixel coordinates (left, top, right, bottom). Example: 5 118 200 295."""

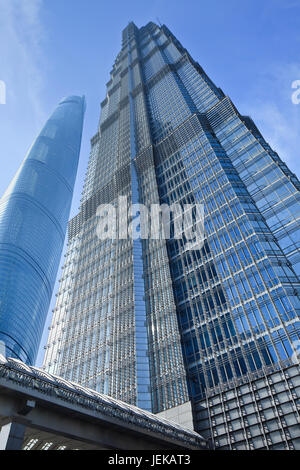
43 23 300 450
0 96 85 365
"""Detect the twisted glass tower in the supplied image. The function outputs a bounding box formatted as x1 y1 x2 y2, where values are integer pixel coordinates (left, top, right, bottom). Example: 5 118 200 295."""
44 23 300 449
0 96 85 365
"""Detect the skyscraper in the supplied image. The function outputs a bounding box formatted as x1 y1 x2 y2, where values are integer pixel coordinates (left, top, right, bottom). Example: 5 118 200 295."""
43 23 300 449
0 96 85 365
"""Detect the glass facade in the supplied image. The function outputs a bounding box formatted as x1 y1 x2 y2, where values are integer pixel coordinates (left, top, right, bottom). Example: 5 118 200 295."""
43 23 300 449
0 96 85 364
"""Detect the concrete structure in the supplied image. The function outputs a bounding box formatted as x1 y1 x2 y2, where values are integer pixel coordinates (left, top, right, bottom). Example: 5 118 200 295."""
157 401 194 431
0 354 207 450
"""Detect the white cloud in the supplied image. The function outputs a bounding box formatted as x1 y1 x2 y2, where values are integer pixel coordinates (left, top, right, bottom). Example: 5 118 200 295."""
0 0 46 123
239 62 300 178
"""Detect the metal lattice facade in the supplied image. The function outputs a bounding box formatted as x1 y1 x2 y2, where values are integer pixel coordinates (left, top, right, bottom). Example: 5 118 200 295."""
43 23 300 448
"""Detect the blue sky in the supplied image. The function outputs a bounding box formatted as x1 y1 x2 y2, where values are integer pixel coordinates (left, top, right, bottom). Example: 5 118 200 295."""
0 0 299 365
